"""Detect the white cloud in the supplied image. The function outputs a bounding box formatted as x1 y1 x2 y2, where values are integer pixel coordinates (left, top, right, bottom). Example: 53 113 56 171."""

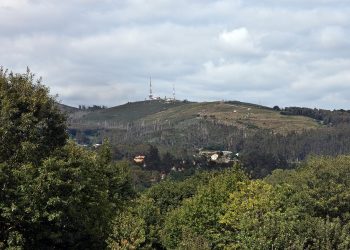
219 27 260 54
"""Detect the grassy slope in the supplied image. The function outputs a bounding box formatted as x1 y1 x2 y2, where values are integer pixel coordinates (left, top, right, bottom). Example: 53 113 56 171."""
142 101 320 134
69 100 320 134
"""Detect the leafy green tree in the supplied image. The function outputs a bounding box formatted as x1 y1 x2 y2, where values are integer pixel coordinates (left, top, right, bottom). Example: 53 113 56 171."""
220 180 302 249
107 170 217 249
259 155 350 249
0 67 67 165
0 68 68 248
161 166 248 249
26 142 113 248
266 155 350 221
107 196 161 249
161 156 350 249
221 177 350 249
1 140 134 249
0 69 133 249
107 208 146 250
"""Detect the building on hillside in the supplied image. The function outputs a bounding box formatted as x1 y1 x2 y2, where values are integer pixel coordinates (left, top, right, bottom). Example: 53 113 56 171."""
134 155 145 164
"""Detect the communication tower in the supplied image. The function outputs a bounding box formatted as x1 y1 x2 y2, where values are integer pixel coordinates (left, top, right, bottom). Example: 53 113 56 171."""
149 76 153 100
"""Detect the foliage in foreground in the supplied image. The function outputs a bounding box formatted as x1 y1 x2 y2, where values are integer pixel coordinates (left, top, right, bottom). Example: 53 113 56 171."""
0 69 133 249
109 156 350 249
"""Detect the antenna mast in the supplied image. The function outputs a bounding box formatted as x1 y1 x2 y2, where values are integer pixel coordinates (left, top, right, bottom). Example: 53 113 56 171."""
149 76 153 100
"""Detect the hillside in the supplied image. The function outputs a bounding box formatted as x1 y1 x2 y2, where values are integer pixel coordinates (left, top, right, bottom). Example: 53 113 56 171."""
69 100 319 134
66 100 323 155
78 100 189 123
142 101 319 134
65 99 350 178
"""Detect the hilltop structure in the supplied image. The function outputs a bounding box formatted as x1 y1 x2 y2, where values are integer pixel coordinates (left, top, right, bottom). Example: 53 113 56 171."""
148 77 176 103
148 76 159 100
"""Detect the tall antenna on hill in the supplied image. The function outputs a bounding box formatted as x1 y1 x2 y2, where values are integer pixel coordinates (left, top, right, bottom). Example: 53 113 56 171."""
149 76 153 100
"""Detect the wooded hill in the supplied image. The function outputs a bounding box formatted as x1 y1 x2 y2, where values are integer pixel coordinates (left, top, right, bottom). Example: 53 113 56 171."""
65 100 320 151
66 100 319 133
63 100 350 177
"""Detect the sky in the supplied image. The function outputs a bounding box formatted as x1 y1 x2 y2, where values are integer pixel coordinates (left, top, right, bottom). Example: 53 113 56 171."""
1 0 350 109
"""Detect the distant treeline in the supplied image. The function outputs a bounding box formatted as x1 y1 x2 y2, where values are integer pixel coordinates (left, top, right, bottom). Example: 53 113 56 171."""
78 104 108 111
280 106 350 125
240 125 350 177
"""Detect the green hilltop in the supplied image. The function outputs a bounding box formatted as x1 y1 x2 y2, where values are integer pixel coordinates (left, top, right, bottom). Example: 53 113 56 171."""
68 100 320 134
79 100 189 123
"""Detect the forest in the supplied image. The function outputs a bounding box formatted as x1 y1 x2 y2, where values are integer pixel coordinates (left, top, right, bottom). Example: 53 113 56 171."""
66 98 350 180
1 69 350 249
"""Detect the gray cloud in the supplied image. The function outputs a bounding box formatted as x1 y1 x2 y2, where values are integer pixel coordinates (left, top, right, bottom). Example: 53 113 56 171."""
1 0 350 109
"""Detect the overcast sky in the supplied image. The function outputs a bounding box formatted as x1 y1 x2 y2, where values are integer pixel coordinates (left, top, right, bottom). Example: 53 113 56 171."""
1 0 350 109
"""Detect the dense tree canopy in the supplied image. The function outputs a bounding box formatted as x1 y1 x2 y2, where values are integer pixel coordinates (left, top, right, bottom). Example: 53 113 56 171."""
160 156 350 249
107 156 350 249
0 69 133 249
0 67 67 165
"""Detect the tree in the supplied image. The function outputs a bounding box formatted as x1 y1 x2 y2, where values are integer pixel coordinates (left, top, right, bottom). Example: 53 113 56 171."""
266 155 350 221
107 196 160 249
161 156 350 249
1 141 134 249
0 68 68 248
107 209 146 250
161 151 176 172
0 69 133 249
220 179 350 249
219 180 300 249
273 105 280 111
107 170 218 249
145 145 161 170
25 142 114 248
161 166 248 249
0 67 67 165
